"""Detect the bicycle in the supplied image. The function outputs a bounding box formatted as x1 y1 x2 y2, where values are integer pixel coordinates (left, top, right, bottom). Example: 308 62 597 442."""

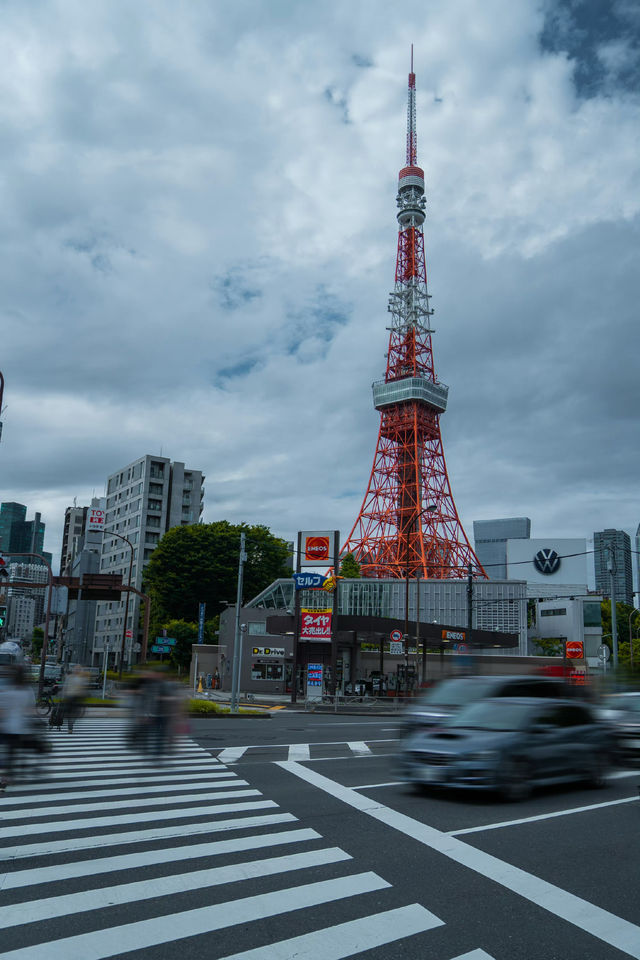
35 688 56 718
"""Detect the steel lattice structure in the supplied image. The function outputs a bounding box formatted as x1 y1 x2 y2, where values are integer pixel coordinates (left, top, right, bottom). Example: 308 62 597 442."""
343 51 486 582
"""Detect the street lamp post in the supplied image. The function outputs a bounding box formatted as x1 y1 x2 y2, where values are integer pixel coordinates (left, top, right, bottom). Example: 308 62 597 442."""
109 530 134 681
230 532 247 714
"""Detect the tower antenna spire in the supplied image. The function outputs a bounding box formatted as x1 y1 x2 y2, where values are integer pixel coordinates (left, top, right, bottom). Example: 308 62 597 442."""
343 58 485 582
407 45 417 167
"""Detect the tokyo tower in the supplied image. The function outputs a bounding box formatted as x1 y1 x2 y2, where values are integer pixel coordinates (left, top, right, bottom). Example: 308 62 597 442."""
343 50 486 582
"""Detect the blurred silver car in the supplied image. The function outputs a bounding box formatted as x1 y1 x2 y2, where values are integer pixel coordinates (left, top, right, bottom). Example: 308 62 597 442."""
600 692 640 764
401 674 576 738
399 697 611 801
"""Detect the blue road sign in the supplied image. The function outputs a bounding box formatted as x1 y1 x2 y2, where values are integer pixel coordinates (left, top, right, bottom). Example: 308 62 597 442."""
152 644 171 654
293 572 324 590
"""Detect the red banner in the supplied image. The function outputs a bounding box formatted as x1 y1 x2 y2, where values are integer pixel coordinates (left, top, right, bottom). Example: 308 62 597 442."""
300 609 332 641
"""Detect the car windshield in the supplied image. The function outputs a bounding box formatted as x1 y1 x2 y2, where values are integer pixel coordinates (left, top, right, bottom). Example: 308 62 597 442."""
415 678 499 708
605 696 640 715
446 699 532 732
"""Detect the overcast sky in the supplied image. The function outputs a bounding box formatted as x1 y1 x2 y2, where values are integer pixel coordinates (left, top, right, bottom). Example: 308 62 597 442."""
1 0 639 574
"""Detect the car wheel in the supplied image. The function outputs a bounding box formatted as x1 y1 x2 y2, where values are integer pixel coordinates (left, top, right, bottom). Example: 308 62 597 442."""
498 758 532 802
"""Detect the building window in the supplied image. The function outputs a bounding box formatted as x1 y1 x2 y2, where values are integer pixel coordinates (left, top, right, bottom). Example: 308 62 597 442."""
147 499 162 513
248 622 267 636
540 608 567 617
251 663 284 681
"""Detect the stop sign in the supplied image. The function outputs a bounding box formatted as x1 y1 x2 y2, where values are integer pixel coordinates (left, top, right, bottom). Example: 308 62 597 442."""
565 640 584 659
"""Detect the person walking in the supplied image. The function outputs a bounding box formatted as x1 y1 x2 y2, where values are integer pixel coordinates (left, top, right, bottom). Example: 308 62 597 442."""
62 665 88 733
0 664 36 787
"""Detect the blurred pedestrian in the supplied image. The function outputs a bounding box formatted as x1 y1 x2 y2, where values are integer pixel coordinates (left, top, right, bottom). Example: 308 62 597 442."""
0 664 36 787
206 673 212 689
214 668 220 689
62 665 89 733
147 670 177 758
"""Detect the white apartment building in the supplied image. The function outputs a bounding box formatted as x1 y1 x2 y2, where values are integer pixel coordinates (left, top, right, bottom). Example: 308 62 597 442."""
93 456 204 667
6 562 49 641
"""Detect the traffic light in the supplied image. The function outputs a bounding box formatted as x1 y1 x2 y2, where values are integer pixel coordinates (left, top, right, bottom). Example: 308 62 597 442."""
0 605 6 628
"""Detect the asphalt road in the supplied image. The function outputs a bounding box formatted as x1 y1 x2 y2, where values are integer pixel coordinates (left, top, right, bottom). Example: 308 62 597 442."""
190 710 640 960
1 711 638 960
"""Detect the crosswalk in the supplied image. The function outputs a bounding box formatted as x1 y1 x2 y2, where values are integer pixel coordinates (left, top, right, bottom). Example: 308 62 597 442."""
0 718 496 959
215 738 398 764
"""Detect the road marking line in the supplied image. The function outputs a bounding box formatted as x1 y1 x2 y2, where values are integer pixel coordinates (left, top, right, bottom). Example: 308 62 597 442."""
353 781 404 790
0 787 257 822
288 743 310 761
0 827 322 891
450 952 497 960
0 798 275 841
348 741 372 756
0 775 237 805
218 746 250 764
216 903 445 960
217 738 398 754
23 763 220 783
449 794 640 835
0 873 390 960
0 848 352 929
1 812 297 860
35 759 217 774
278 761 640 960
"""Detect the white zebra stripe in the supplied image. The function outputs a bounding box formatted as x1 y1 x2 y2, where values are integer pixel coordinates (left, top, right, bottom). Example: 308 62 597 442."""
0 827 322 890
0 873 389 960
216 903 445 960
0 798 276 840
1 812 298 860
0 786 255 820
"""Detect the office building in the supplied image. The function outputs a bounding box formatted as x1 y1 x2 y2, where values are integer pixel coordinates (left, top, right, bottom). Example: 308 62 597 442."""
58 497 105 665
0 502 48 561
473 518 531 579
60 504 89 575
93 456 204 667
6 562 49 641
594 529 633 606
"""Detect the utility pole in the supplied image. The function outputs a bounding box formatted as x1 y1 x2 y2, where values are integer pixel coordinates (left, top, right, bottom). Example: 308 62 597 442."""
230 532 247 713
608 544 618 671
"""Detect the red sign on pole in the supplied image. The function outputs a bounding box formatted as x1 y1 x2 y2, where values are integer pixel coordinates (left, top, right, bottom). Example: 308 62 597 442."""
300 609 332 641
565 640 584 659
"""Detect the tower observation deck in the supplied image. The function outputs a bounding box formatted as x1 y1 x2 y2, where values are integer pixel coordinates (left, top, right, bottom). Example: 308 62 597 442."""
343 51 486 581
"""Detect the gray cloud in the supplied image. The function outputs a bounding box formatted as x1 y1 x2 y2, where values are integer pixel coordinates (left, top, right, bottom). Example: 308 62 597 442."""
1 0 638 571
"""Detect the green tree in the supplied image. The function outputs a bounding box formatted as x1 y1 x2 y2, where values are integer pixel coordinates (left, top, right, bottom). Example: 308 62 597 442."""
155 617 220 672
601 599 638 653
143 521 291 626
339 552 361 578
532 637 564 657
160 620 199 671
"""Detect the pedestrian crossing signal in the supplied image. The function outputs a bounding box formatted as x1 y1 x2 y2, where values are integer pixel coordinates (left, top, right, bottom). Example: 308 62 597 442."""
0 605 6 627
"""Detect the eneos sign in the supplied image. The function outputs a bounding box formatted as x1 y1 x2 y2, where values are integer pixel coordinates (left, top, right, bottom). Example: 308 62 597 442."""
300 530 337 566
305 536 330 561
565 640 584 659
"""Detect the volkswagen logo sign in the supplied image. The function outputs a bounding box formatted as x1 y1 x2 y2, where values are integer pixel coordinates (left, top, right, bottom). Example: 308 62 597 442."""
533 548 561 575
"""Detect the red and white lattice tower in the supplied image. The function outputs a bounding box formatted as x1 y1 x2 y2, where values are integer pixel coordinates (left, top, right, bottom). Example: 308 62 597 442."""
343 50 486 581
